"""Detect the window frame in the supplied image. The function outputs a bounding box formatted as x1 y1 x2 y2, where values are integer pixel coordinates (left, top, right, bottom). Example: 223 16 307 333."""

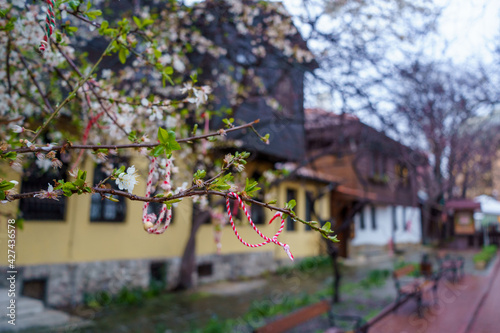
90 161 127 223
371 205 377 230
286 188 297 231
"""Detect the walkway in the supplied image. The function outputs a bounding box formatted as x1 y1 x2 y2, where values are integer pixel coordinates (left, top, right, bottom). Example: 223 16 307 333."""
466 256 500 333
367 255 500 333
0 289 89 332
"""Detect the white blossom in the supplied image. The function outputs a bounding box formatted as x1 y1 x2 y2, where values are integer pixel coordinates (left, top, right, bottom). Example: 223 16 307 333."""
34 184 59 200
10 125 24 133
179 82 193 94
174 182 188 195
187 86 212 108
116 166 139 193
36 158 52 172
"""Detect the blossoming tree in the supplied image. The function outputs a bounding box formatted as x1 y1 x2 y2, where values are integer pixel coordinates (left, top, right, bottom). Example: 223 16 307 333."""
0 0 339 278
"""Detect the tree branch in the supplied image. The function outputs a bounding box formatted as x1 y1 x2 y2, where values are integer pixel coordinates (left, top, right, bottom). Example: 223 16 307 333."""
2 120 259 154
6 185 332 238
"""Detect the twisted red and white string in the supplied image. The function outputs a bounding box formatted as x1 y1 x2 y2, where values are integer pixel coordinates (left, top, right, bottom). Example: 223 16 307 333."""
142 157 172 234
226 192 294 261
39 0 56 53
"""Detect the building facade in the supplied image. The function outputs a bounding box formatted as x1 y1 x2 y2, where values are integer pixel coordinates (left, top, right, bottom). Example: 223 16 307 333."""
305 108 425 259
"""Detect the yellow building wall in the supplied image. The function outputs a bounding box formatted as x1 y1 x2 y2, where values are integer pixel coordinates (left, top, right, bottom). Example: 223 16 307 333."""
195 178 330 260
2 157 330 267
1 157 191 266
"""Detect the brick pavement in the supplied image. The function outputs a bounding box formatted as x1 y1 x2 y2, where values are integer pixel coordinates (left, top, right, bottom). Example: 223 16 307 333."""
466 258 500 333
365 256 500 333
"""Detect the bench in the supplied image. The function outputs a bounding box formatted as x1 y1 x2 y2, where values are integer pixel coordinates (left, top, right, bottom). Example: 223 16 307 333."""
393 265 438 317
253 300 366 333
436 252 464 283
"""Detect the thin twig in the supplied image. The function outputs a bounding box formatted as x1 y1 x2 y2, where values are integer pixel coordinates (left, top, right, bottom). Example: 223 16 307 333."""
30 35 119 142
6 36 12 95
2 120 259 154
15 47 56 116
52 42 128 138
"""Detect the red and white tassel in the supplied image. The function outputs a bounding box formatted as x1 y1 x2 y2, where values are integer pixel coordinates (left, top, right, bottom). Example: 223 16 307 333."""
226 192 294 261
142 157 173 234
39 0 56 53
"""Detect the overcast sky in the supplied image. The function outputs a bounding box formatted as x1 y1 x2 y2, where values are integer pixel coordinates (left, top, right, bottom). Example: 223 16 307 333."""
432 0 500 64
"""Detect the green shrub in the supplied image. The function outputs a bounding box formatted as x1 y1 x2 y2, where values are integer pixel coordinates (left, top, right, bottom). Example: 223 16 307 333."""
484 245 498 255
473 245 498 263
360 269 390 289
276 255 330 275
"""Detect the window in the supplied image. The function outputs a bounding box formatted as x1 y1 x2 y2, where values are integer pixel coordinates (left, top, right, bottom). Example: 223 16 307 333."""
197 263 213 277
359 208 366 230
90 163 126 222
150 262 167 287
251 199 265 225
371 206 377 230
286 188 297 231
250 172 264 224
371 152 387 177
19 157 68 221
395 163 409 186
22 279 47 304
392 206 398 231
305 191 313 231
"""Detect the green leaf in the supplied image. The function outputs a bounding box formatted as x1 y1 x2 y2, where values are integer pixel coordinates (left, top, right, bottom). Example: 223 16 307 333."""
142 18 154 27
267 199 277 205
0 181 15 191
321 221 332 232
168 131 181 151
133 16 142 28
128 130 137 142
86 9 102 20
152 145 165 157
194 169 206 180
168 198 182 204
1 152 17 160
77 169 87 181
164 66 174 75
209 173 233 191
328 235 339 242
74 179 84 187
158 127 169 144
114 166 126 176
118 47 129 64
287 199 296 210
68 0 80 11
244 178 260 197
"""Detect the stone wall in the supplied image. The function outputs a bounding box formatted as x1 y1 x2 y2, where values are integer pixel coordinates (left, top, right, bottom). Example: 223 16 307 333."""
0 251 275 307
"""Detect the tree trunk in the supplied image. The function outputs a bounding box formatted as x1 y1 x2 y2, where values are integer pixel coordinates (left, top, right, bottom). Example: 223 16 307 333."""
461 170 469 199
174 209 210 291
326 240 341 303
